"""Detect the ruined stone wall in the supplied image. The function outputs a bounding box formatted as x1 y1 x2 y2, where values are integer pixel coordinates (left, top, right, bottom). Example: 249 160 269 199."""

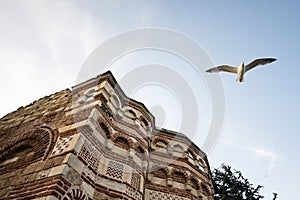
0 71 214 200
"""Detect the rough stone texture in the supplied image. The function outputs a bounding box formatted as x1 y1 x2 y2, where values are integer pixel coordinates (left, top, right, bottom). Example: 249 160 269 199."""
0 71 214 200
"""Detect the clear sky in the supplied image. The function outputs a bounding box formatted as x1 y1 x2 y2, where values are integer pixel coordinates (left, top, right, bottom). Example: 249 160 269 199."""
0 1 299 199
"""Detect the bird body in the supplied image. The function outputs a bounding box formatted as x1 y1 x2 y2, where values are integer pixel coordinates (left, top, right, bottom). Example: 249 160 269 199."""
237 62 245 82
205 58 276 82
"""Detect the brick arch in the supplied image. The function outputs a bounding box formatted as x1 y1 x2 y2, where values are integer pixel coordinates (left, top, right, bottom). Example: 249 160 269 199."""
98 119 112 139
0 128 51 172
189 176 201 190
0 139 34 162
201 182 211 196
170 168 189 183
135 144 147 160
30 128 51 161
114 136 130 150
139 116 149 129
62 186 89 200
150 164 171 178
187 149 197 160
38 126 56 160
136 145 146 154
152 137 169 148
112 132 134 149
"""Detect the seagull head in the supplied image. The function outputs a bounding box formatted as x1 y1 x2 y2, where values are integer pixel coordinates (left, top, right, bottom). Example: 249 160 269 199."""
241 62 245 68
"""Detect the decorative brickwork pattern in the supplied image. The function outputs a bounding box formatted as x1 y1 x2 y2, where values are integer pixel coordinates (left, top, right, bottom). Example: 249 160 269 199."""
149 191 186 200
0 71 214 200
62 188 88 200
105 160 124 180
131 172 141 191
79 140 101 171
126 185 143 200
50 135 73 156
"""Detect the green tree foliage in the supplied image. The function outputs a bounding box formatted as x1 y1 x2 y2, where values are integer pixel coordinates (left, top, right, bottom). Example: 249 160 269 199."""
212 164 264 200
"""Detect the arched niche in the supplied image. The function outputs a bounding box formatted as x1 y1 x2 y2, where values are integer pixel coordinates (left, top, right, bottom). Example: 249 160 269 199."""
172 171 187 183
124 109 137 120
136 145 147 160
0 141 34 164
188 149 197 160
151 168 168 179
190 177 201 190
173 144 185 153
110 93 122 109
140 116 149 130
0 128 53 170
152 138 169 154
115 136 130 150
99 121 111 139
201 182 211 196
112 132 134 150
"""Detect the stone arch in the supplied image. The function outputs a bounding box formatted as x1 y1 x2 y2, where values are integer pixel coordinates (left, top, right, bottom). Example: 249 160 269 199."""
112 132 134 149
171 168 189 183
187 149 197 160
115 136 130 150
152 138 169 154
139 116 149 129
110 93 122 109
135 145 147 160
84 87 96 97
172 143 185 153
136 145 145 154
201 182 211 196
189 176 201 190
152 168 167 179
152 137 169 149
98 120 112 139
199 158 206 167
150 164 171 178
124 108 137 120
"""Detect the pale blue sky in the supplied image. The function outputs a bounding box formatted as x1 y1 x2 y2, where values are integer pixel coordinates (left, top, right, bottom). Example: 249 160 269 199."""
0 1 299 199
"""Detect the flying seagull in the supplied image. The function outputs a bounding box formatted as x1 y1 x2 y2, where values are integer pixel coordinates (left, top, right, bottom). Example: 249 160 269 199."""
205 58 277 82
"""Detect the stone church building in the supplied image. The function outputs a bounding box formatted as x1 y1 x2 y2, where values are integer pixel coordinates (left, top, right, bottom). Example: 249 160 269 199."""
0 71 214 200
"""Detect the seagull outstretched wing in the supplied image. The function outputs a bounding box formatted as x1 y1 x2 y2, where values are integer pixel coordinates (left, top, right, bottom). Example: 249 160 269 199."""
245 58 277 72
205 65 238 74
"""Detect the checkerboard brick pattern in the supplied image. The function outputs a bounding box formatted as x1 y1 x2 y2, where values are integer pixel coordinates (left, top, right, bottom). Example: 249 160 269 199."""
50 135 74 156
149 191 186 200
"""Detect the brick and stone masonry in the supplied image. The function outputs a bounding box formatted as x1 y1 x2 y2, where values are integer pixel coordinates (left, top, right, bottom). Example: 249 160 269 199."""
0 71 214 200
